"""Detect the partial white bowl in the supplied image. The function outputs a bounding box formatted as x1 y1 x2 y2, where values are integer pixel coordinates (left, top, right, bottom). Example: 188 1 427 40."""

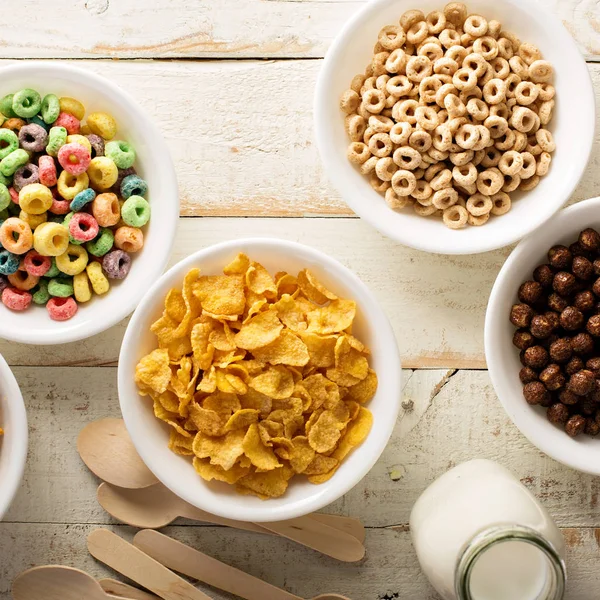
0 353 28 520
486 197 600 475
118 238 402 522
314 0 595 254
0 62 179 345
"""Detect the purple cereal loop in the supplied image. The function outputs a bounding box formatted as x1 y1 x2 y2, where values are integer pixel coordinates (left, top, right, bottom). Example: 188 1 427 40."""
13 163 39 192
18 123 48 152
102 249 131 280
86 134 105 158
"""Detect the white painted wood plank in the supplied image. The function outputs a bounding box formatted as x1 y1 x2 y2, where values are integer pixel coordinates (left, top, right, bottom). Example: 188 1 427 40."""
0 0 597 61
0 59 597 218
0 218 506 369
5 367 600 530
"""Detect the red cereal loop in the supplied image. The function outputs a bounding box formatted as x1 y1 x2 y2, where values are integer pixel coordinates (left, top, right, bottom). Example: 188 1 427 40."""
69 212 99 242
47 296 78 321
9 187 19 204
2 287 32 311
23 250 51 276
55 112 80 135
38 155 57 187
49 196 71 215
58 143 91 176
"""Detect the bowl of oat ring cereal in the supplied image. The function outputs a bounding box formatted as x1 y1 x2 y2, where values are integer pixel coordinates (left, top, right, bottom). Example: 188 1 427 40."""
314 0 595 254
486 198 600 475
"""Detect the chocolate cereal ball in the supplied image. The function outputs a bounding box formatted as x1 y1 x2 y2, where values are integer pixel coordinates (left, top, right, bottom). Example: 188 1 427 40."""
559 389 579 405
523 381 549 405
510 304 534 328
523 346 549 369
549 338 572 363
519 367 539 384
587 314 600 337
547 293 568 313
572 256 594 280
565 356 585 376
518 281 543 304
585 418 600 436
574 290 595 312
570 242 594 260
547 402 569 425
560 306 584 331
533 264 554 288
579 228 600 252
513 329 535 350
548 245 572 269
567 369 596 396
593 278 600 298
544 311 560 331
593 259 600 277
530 315 553 339
571 332 594 355
565 414 587 437
539 364 565 391
586 357 600 377
553 272 577 296
581 396 597 416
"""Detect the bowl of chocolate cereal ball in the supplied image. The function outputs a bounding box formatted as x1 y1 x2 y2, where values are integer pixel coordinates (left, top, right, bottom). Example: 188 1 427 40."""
486 198 600 475
314 0 594 254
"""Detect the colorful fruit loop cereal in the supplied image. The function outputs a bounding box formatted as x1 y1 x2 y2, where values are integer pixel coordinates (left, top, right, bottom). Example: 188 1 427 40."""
341 2 556 229
0 88 150 320
135 254 377 499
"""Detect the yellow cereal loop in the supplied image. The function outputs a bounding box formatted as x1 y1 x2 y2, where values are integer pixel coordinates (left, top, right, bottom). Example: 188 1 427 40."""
87 112 117 140
19 210 47 229
19 183 53 214
86 261 110 295
33 222 69 256
87 156 118 190
66 134 92 153
59 97 85 121
73 270 92 303
80 123 92 135
57 170 89 200
56 244 89 276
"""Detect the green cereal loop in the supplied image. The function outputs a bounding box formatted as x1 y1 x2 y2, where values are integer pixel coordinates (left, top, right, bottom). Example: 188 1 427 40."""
62 212 83 245
105 140 136 169
0 172 12 187
0 95 16 119
86 227 114 257
0 129 19 160
32 280 50 305
45 258 60 278
41 94 60 124
12 88 42 119
0 208 7 226
48 277 74 298
0 184 9 212
0 149 29 177
121 195 150 228
46 126 67 156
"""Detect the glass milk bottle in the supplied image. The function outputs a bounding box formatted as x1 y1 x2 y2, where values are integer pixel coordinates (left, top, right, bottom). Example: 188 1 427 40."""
410 459 566 600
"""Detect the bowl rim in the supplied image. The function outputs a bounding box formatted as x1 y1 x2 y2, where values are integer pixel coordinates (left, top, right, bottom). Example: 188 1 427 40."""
118 237 402 521
0 61 179 345
0 353 28 520
485 197 600 474
313 0 596 255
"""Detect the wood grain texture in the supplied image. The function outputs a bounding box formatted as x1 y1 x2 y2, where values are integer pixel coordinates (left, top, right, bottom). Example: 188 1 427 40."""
0 59 597 218
0 0 598 60
0 218 505 369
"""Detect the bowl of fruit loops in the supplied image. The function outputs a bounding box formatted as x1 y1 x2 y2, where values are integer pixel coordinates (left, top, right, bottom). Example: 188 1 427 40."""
0 63 178 344
119 239 402 522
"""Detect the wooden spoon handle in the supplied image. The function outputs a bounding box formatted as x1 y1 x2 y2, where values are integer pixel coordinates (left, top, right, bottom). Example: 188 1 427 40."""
259 516 365 562
178 504 269 534
134 530 301 600
87 529 214 600
308 514 365 543
100 579 161 600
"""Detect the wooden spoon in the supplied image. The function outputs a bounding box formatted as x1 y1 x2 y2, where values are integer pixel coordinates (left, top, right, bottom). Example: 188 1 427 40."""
134 530 350 600
88 529 214 600
98 482 364 562
77 418 158 489
100 579 161 600
13 565 130 600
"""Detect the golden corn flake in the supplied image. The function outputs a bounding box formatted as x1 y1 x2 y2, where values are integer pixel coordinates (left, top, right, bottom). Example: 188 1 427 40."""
134 255 379 499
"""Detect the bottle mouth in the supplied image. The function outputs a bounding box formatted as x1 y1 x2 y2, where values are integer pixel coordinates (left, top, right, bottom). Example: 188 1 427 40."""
455 525 567 600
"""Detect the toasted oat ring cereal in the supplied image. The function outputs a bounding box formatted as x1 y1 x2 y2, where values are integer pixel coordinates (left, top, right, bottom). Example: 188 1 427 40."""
443 204 469 228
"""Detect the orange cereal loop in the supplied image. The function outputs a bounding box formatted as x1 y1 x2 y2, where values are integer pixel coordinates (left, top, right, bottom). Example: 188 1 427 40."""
2 118 26 133
8 270 39 291
92 192 121 227
0 217 33 255
114 226 144 253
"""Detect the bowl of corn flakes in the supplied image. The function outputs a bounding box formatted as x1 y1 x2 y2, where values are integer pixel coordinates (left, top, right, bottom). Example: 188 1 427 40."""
0 353 28 521
118 239 401 522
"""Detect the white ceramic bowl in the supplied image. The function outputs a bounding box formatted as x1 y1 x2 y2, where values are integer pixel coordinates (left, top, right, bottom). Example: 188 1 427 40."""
314 0 595 254
0 62 179 344
486 197 600 475
119 238 402 522
0 353 27 520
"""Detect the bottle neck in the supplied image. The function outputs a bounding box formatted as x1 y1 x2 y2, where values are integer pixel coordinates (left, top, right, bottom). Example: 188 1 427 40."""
454 525 566 600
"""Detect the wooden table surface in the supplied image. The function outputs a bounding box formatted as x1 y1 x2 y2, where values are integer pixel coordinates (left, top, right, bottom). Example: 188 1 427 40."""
1 1 600 598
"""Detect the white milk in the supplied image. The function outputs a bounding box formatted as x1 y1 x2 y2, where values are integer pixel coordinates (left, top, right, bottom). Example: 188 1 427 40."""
410 459 566 600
